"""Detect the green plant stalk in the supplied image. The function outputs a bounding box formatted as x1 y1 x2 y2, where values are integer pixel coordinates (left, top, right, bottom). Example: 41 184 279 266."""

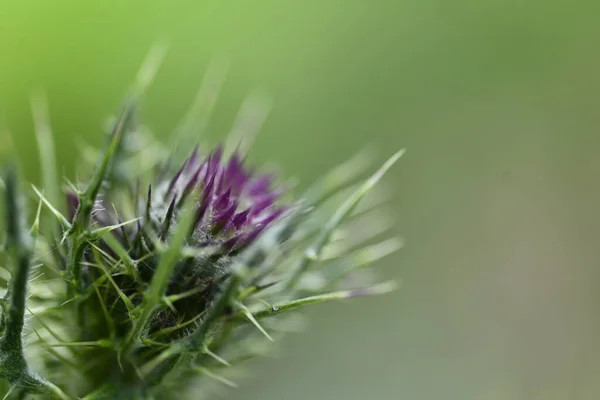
0 169 71 400
64 101 135 338
67 100 135 294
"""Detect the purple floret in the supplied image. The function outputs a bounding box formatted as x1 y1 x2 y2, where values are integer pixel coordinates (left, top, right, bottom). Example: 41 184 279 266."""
148 146 286 253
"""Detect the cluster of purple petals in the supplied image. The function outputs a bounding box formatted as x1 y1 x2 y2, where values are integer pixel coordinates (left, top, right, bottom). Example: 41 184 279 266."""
152 146 286 253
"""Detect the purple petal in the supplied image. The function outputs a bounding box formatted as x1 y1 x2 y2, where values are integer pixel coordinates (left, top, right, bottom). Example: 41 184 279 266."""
215 201 237 225
250 192 281 216
254 207 286 226
232 208 251 230
214 188 232 212
200 171 217 210
224 154 250 193
248 175 273 196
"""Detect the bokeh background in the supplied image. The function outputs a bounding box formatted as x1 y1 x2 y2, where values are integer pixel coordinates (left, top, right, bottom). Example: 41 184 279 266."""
1 1 600 399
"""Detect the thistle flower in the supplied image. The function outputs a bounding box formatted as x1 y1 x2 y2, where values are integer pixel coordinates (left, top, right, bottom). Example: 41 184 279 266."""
146 145 287 255
0 52 404 400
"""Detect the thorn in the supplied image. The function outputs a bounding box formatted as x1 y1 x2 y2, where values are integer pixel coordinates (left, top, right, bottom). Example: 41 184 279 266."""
285 150 405 290
195 367 238 388
237 302 273 341
203 346 231 367
31 185 71 230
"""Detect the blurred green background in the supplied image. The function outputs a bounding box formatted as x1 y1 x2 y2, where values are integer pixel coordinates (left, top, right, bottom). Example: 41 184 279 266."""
1 1 600 399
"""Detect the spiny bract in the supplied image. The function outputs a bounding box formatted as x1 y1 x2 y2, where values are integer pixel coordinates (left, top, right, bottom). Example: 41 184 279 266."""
0 53 404 400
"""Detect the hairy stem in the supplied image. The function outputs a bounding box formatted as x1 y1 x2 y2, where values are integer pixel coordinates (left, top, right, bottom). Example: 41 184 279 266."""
0 168 71 400
66 101 135 332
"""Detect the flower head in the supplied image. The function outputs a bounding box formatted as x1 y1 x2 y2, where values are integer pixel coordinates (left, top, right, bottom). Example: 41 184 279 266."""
148 146 286 254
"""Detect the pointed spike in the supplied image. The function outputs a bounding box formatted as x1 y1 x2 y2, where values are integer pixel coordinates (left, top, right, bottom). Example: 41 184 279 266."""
212 202 237 234
285 150 405 289
145 184 153 222
215 165 226 194
232 208 251 230
203 347 231 367
195 367 238 388
215 188 232 211
314 150 404 254
224 153 249 191
29 191 44 237
77 98 136 219
251 281 399 320
133 219 143 253
90 218 140 240
31 185 71 230
160 196 177 240
237 302 273 341
167 160 188 194
200 172 217 210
